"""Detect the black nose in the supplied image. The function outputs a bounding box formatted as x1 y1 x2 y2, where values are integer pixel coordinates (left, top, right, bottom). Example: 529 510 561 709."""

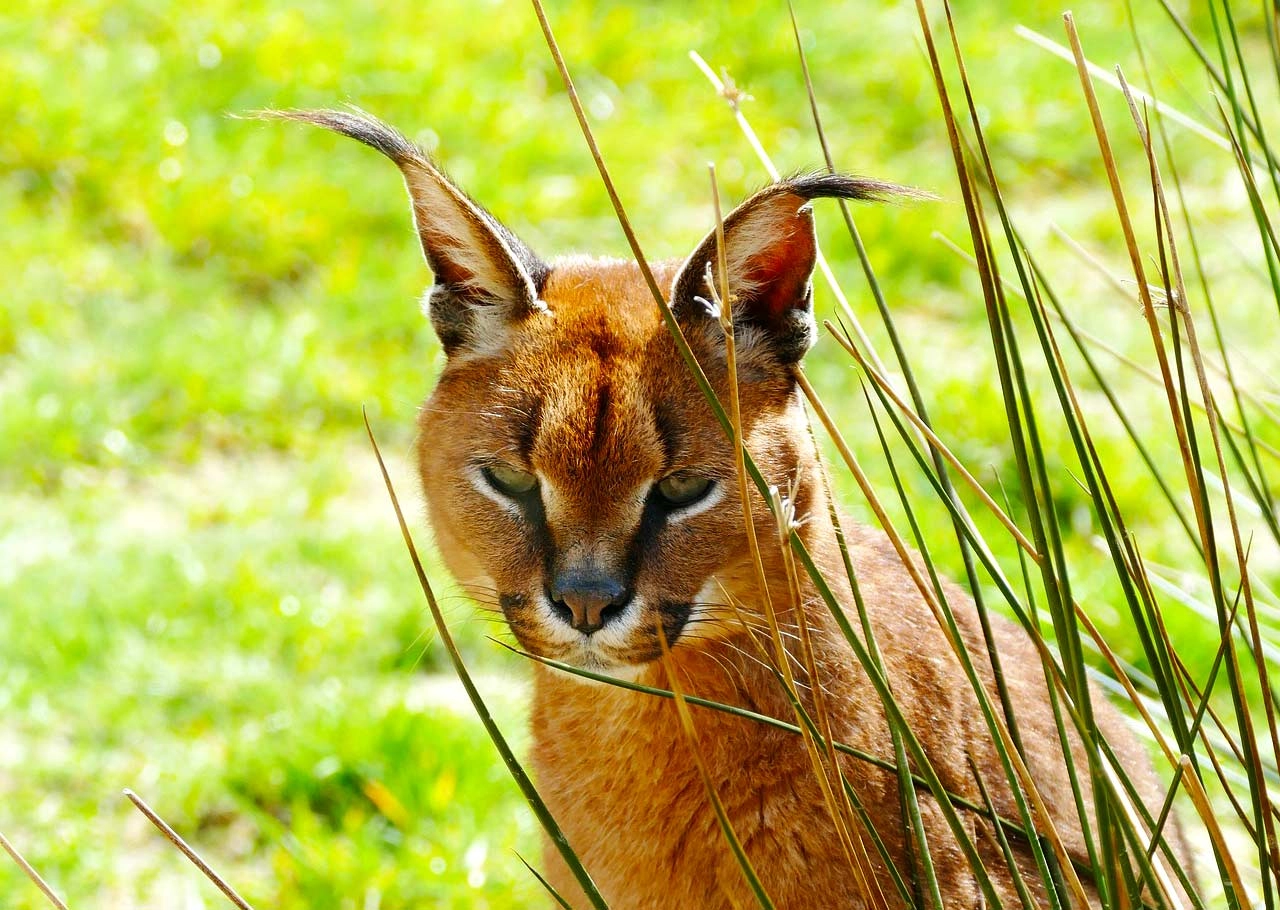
548 572 631 635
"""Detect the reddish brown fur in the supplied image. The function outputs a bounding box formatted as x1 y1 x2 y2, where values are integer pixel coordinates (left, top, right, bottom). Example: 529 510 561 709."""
278 108 1187 908
417 257 1189 909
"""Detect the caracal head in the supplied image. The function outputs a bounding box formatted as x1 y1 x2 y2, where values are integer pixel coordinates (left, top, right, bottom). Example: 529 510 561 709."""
271 107 908 672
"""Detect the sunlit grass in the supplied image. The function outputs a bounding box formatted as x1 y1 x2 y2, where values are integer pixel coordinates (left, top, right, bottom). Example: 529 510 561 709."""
3 0 1279 905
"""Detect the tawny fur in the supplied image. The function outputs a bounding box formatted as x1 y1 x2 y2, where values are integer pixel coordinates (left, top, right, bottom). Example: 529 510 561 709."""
416 259 1190 908
275 109 1191 909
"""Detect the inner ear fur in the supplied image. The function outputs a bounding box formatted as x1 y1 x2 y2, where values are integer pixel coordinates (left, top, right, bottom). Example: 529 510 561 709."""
671 173 917 365
262 107 549 355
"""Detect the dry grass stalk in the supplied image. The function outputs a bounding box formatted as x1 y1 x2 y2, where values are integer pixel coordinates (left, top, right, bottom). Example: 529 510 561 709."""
1066 10 1278 899
705 163 872 895
704 167 780 663
123 789 256 910
0 829 70 910
795 363 1091 906
363 412 609 907
688 48 892 380
1120 67 1280 871
656 623 776 909
1180 755 1253 903
1063 12 1207 567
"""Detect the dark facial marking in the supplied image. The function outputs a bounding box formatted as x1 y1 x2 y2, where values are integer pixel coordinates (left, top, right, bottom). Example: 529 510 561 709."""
515 394 544 461
588 380 612 458
620 487 683 595
487 470 555 578
499 592 543 650
661 601 693 647
651 400 681 471
586 328 622 363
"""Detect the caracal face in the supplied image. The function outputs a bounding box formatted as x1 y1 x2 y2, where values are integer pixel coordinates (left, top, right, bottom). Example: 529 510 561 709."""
267 109 901 673
417 257 799 673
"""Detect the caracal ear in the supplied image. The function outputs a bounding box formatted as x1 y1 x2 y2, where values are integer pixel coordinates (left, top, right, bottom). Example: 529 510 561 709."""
670 173 917 366
262 108 548 356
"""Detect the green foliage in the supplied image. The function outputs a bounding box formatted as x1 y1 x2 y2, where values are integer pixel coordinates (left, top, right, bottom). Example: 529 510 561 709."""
2 0 1278 906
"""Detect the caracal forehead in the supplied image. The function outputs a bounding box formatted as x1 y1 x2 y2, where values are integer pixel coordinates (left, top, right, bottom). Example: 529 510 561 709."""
540 256 679 333
512 258 683 506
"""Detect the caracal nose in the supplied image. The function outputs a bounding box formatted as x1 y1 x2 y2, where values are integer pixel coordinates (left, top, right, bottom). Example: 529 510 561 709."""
548 573 630 635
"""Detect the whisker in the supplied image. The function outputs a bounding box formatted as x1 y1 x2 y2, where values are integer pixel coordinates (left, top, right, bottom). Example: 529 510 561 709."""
696 648 753 694
687 612 836 652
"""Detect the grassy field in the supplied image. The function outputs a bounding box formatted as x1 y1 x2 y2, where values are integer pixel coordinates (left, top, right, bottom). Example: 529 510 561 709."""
3 0 1278 906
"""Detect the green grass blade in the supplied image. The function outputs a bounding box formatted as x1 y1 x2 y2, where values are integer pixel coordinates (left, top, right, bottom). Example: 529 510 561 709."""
1155 0 1280 173
790 0 1023 780
970 758 1038 910
516 852 576 910
364 414 610 910
858 388 950 909
659 629 777 910
803 411 930 907
1214 0 1280 211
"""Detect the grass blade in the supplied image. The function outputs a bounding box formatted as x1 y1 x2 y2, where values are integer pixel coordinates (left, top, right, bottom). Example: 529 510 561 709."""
687 48 896 379
516 852 574 910
0 830 70 910
124 789 256 910
1181 754 1254 905
363 413 609 909
707 160 872 895
657 625 777 909
1015 25 1234 155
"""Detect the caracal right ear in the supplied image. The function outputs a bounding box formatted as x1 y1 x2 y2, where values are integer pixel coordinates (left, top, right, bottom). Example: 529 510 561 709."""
670 173 921 366
260 107 550 357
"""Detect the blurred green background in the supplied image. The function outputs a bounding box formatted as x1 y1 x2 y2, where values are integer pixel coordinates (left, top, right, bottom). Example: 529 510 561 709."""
2 1 1275 906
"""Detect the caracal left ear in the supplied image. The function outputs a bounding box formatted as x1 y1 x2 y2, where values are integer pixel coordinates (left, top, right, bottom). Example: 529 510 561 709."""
262 107 548 357
670 173 914 365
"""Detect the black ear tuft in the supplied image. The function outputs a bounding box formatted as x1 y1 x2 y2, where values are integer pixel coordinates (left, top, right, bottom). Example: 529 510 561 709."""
254 107 422 164
670 172 922 367
258 107 550 356
773 172 927 206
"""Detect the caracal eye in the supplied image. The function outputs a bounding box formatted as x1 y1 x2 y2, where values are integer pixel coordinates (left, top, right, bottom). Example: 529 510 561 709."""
655 472 713 507
483 463 538 497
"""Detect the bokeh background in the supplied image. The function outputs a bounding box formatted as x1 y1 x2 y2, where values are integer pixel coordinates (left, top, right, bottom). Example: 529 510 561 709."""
3 1 1275 906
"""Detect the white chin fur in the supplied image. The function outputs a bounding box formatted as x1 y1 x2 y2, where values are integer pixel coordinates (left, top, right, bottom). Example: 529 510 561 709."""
554 659 651 687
